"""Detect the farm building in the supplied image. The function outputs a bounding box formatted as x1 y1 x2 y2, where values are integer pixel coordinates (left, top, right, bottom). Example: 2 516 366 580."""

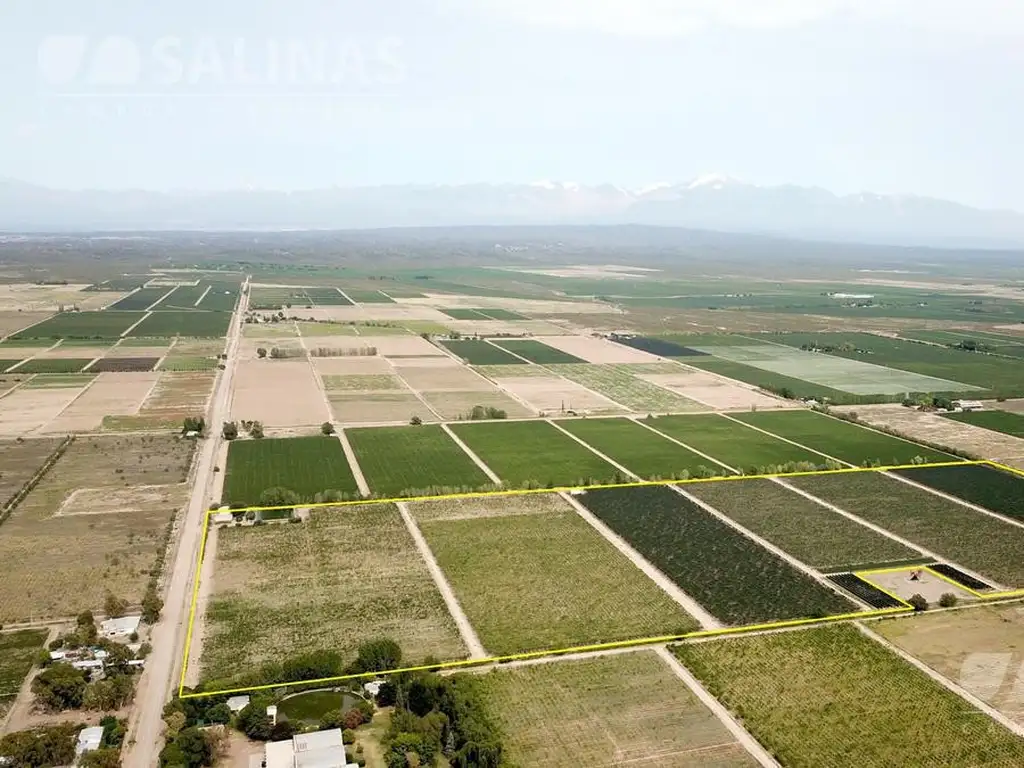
264 729 356 768
952 400 984 411
100 615 141 638
76 726 104 759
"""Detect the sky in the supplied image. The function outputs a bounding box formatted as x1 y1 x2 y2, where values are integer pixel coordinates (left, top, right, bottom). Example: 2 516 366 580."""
2 0 1023 210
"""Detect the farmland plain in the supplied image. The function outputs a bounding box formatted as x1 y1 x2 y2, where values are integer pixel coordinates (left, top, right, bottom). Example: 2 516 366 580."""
438 339 526 365
12 311 146 339
482 652 757 767
418 503 698 654
893 464 1024 522
550 363 707 412
223 436 359 504
490 338 584 364
673 624 1024 767
792 471 1024 586
201 504 466 682
578 485 855 624
346 425 491 495
943 409 1024 438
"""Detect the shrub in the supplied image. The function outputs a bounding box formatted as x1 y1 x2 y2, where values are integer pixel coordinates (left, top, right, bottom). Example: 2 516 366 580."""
321 422 336 435
908 593 929 611
222 422 239 440
342 728 356 745
938 592 958 608
104 592 128 619
410 415 423 426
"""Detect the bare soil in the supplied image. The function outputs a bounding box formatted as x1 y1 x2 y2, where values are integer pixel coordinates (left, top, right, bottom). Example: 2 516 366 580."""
311 356 393 374
329 392 439 424
393 363 497 392
865 570 976 605
541 335 665 364
231 360 329 426
492 375 626 415
0 388 84 436
46 372 159 432
638 371 791 411
421 391 535 420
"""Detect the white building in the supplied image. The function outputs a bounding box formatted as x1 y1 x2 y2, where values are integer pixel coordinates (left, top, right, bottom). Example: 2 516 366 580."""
227 695 251 714
952 400 984 411
76 726 104 758
264 729 356 768
100 615 141 638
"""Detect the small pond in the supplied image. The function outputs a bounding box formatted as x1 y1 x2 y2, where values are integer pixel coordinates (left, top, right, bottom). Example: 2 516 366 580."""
277 690 361 724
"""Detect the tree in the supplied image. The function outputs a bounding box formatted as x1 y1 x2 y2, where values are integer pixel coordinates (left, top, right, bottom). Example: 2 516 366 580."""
32 663 87 711
77 611 98 644
221 422 239 440
173 727 213 768
181 416 205 435
205 702 232 725
104 592 128 619
938 592 958 608
908 593 929 611
163 711 187 739
84 674 135 711
236 699 274 741
142 584 163 624
80 747 121 768
249 422 264 439
410 416 423 426
256 347 268 359
321 422 336 435
354 638 402 673
258 487 300 508
0 725 78 768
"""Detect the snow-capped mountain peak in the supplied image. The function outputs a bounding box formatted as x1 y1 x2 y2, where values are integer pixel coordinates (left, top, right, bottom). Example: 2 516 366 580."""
687 172 744 190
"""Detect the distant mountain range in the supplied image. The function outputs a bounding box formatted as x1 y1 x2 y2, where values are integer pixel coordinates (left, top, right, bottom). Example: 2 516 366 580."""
3 174 1024 248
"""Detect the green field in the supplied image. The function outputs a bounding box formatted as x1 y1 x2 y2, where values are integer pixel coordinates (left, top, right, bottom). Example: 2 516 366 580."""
0 359 25 372
158 356 220 372
109 287 171 310
482 652 756 767
894 464 1024 522
22 373 97 389
644 414 823 471
127 311 231 338
687 478 922 570
673 624 1024 767
448 421 620 487
342 289 395 303
419 505 698 654
440 308 527 320
12 311 146 339
732 410 955 466
11 358 93 373
490 339 583 364
550 364 706 412
223 436 360 505
557 417 727 478
792 471 1024 586
579 485 855 624
0 629 48 713
346 424 491 495
438 339 527 365
943 409 1024 438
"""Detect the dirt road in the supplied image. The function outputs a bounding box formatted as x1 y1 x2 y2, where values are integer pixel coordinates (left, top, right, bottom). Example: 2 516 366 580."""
122 279 249 768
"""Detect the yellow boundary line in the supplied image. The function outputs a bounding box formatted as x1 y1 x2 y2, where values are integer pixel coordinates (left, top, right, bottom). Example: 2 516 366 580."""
178 457 1023 700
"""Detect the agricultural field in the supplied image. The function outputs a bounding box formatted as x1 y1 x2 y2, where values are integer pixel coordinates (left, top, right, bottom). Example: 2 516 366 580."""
686 478 922 570
551 364 707 412
440 308 527 320
900 329 1024 359
417 501 698 654
482 651 757 767
20 373 94 389
578 485 856 624
420 390 533 420
644 414 822 471
0 358 25 372
154 284 210 309
0 629 49 716
321 373 406 391
158 356 219 372
943 409 1024 439
341 289 394 303
109 287 171 310
609 335 708 357
223 436 359 505
88 356 159 372
448 420 620 487
346 425 491 495
673 624 1024 767
732 409 956 466
438 339 527 365
200 504 466 682
685 356 857 404
11 311 146 339
873 605 1024 726
894 464 1024 522
127 310 232 338
557 417 726 479
0 438 63 508
791 471 1024 587
11 357 93 373
0 434 193 622
328 392 437 425
303 288 354 305
489 338 584 364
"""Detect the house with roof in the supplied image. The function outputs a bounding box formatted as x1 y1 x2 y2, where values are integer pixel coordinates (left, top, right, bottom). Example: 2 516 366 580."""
100 615 141 638
263 729 356 768
76 726 104 760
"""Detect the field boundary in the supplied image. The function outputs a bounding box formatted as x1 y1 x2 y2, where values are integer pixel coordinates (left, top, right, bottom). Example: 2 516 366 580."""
178 458 1022 699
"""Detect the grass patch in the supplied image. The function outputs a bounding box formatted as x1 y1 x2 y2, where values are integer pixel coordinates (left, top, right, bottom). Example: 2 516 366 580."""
224 436 359 505
346 425 491 495
490 339 583 364
202 504 466 682
943 409 1024 438
448 421 620 487
12 312 146 340
419 507 698 654
439 340 526 365
482 652 754 767
550 364 705 412
687 478 921 570
644 414 822 471
557 417 724 479
733 409 956 466
792 471 1024 586
673 624 1024 767
578 485 855 624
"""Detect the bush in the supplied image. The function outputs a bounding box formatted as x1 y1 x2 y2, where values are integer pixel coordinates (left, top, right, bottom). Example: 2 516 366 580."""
938 592 958 608
32 663 87 711
222 422 239 440
104 592 128 619
908 593 929 611
321 422 336 435
410 415 423 426
342 728 356 745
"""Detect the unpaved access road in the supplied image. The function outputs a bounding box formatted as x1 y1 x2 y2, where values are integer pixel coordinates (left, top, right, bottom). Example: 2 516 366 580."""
122 280 248 768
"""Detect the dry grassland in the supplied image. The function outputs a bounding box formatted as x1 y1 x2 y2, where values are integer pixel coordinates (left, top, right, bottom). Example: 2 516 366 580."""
410 492 572 523
106 344 171 358
201 504 466 681
540 335 664 364
242 323 298 338
312 356 393 375
638 371 791 411
232 360 329 426
0 434 193 622
0 437 62 507
328 392 437 424
492 375 626 415
836 404 1024 463
46 372 159 432
361 335 443 356
295 322 359 336
874 605 1024 726
322 374 407 392
393 364 495 392
421 391 534 420
239 338 304 360
0 387 85 436
389 356 461 368
0 285 106 313
171 339 226 357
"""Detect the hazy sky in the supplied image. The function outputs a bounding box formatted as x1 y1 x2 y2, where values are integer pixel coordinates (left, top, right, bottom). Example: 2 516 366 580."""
3 0 1023 209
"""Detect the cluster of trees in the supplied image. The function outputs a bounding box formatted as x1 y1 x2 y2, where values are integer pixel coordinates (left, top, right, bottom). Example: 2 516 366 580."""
900 394 956 411
460 405 508 421
222 420 264 440
181 417 206 435
951 339 992 353
0 724 78 768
